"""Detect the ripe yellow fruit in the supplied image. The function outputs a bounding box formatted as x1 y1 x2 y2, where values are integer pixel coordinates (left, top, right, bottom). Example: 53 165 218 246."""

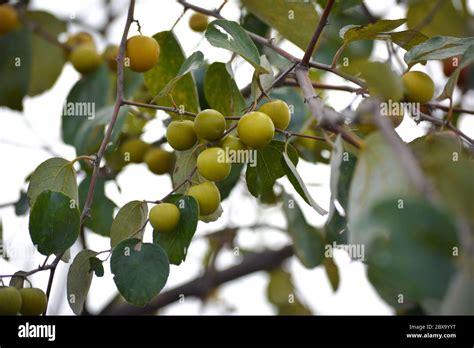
120 138 150 163
188 181 221 216
238 111 275 148
167 120 197 151
144 147 174 175
221 135 246 152
402 71 435 104
194 109 226 141
0 287 22 315
65 32 95 49
103 45 119 71
197 147 231 181
0 4 19 35
125 35 160 72
259 100 291 130
69 44 102 74
149 203 180 233
189 13 209 32
19 288 48 316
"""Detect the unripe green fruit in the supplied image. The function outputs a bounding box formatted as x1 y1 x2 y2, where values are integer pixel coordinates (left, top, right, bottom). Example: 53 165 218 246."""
149 203 180 233
167 120 197 151
126 35 160 73
221 135 246 152
19 288 48 316
0 4 19 35
103 45 119 71
189 13 209 32
120 138 150 163
187 182 221 216
144 148 174 175
70 44 102 74
238 111 275 148
402 71 435 104
0 287 22 315
197 147 231 182
194 109 226 141
259 100 291 130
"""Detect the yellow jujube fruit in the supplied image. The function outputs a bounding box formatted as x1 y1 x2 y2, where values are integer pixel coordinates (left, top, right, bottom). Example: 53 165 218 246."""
189 13 209 32
402 71 435 104
187 181 221 216
259 100 291 130
167 120 197 151
103 45 119 71
197 147 231 182
19 288 48 316
144 148 174 175
119 138 150 163
69 44 102 74
238 111 275 148
125 35 160 73
0 287 22 315
0 4 19 35
149 203 180 233
194 109 226 141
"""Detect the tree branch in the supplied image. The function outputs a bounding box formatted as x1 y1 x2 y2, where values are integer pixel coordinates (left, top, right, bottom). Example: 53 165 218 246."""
301 0 335 66
99 245 294 315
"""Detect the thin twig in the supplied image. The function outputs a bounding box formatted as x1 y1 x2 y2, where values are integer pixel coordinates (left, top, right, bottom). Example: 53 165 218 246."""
123 99 197 118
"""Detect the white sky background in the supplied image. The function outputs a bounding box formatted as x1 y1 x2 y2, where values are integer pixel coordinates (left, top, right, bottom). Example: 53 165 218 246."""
0 0 473 315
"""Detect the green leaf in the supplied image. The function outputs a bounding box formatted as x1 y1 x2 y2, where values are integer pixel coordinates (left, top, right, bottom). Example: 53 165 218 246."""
205 19 265 73
359 62 403 102
74 105 130 155
388 30 429 51
216 164 243 201
266 268 294 305
246 140 298 199
241 0 319 50
404 36 474 66
27 157 78 208
323 257 340 292
348 133 417 247
357 197 459 306
282 192 325 269
88 257 104 277
340 19 406 44
282 151 327 215
9 271 26 289
172 149 199 193
14 190 29 216
111 238 170 307
144 31 199 115
0 28 31 111
110 201 148 248
242 13 270 54
79 176 116 236
29 190 80 256
204 62 246 116
27 11 66 96
153 195 199 265
62 65 110 145
270 87 308 135
67 249 98 315
155 51 204 99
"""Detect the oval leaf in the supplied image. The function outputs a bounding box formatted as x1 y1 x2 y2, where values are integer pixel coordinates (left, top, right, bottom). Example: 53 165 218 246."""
110 201 148 248
67 249 98 315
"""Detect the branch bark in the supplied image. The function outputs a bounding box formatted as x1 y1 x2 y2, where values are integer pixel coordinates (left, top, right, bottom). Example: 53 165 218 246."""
99 245 294 315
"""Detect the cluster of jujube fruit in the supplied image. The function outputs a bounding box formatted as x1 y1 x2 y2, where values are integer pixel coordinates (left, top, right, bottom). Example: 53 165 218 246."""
0 286 48 316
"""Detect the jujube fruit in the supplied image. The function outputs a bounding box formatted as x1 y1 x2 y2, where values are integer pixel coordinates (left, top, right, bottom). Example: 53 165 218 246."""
0 287 22 315
0 4 19 35
259 100 291 130
19 288 48 316
167 120 197 151
144 147 174 175
125 35 160 72
149 203 180 233
194 109 226 141
119 138 150 163
197 147 231 182
238 111 275 148
187 182 221 216
189 13 209 32
69 44 102 74
402 71 435 104
103 45 119 71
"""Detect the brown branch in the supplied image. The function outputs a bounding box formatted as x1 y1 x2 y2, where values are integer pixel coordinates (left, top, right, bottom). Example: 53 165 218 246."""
428 103 474 115
123 99 197 118
99 245 294 315
301 0 335 66
284 78 367 94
